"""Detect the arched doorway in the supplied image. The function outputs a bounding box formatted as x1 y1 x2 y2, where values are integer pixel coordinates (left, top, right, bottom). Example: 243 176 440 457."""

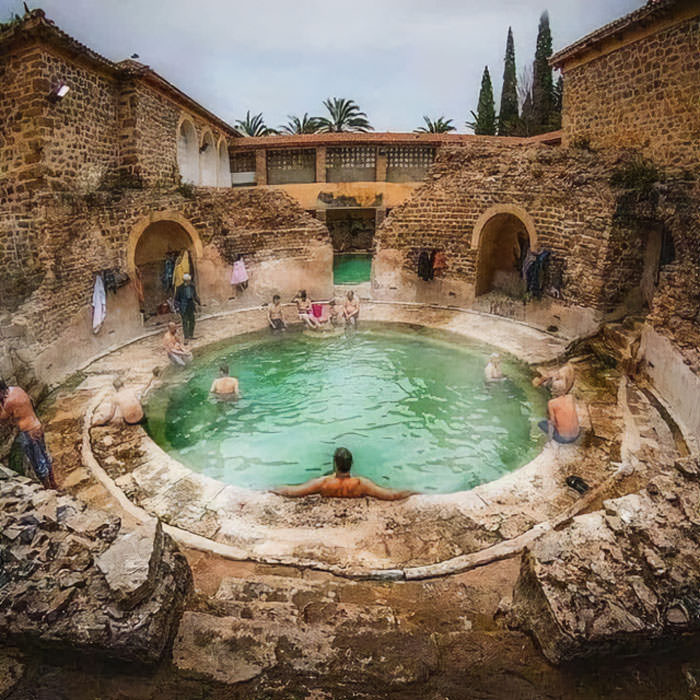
473 206 537 297
200 130 218 187
177 119 198 184
133 220 196 316
217 138 232 187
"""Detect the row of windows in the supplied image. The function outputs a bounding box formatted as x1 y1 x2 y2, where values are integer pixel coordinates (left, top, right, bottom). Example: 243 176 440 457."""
176 120 232 187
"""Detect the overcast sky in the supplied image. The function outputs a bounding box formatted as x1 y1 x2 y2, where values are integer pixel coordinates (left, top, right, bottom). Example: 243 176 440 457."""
2 0 640 132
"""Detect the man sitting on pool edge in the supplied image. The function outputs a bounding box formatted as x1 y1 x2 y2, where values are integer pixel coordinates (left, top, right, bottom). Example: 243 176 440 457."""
273 447 414 500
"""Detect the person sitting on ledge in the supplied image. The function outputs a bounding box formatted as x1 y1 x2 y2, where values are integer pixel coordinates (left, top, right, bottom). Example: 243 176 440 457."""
210 363 239 397
273 447 413 500
538 392 580 445
92 371 158 427
0 379 58 490
533 362 575 396
267 295 287 332
163 321 192 366
342 290 360 327
292 289 321 329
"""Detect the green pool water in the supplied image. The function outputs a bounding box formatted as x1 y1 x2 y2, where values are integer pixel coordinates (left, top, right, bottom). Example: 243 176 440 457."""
145 324 546 493
333 253 372 285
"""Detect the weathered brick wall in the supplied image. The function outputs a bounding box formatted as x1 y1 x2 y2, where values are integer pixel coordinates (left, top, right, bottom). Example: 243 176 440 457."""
376 142 641 313
41 49 120 192
0 186 329 354
562 14 700 174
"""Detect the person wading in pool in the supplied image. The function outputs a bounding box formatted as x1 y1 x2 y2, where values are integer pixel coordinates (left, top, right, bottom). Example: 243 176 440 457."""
210 363 239 397
0 379 58 489
273 447 413 500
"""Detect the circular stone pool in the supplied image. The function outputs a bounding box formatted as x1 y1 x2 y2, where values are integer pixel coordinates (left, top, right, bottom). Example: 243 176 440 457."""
145 323 547 494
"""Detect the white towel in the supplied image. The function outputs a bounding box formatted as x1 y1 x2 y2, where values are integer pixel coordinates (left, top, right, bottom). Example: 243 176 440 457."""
92 273 106 333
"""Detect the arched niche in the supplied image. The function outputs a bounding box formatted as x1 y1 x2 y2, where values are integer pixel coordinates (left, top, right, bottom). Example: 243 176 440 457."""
177 118 199 185
473 205 538 297
199 129 218 187
217 138 232 187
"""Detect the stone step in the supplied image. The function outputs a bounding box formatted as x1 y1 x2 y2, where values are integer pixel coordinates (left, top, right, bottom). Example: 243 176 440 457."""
215 574 340 605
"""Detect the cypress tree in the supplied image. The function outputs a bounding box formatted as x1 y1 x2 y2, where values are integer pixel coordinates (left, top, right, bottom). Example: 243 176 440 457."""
532 10 555 133
552 74 564 129
498 27 519 136
468 66 497 135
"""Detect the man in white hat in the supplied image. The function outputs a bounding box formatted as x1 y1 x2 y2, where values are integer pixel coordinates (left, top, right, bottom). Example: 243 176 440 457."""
484 352 504 382
174 272 201 341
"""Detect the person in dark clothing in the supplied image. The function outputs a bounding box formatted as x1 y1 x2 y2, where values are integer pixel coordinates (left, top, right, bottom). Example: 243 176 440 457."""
175 273 201 340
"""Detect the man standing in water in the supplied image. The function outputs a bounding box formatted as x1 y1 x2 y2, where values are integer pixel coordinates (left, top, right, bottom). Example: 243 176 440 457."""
0 379 58 489
273 447 413 500
175 273 201 341
210 364 239 397
342 291 360 327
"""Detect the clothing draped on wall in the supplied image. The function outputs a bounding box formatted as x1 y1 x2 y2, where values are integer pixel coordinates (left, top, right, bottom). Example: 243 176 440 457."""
162 256 175 291
92 273 106 334
525 250 551 299
173 250 193 289
418 250 434 281
231 258 248 285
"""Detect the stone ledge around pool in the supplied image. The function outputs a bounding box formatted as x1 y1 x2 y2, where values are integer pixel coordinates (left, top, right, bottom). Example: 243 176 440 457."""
74 304 678 575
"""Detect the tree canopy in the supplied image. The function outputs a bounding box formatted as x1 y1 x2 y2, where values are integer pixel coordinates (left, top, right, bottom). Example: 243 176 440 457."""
316 98 373 133
414 116 456 133
467 66 497 135
498 27 519 136
234 111 276 137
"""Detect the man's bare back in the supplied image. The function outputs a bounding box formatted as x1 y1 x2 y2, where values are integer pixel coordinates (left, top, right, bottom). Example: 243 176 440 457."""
211 376 239 396
548 394 580 441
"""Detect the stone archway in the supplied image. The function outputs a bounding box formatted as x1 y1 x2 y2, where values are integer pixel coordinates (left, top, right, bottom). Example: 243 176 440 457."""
199 130 218 187
472 205 537 297
217 138 232 187
128 213 204 315
177 118 198 185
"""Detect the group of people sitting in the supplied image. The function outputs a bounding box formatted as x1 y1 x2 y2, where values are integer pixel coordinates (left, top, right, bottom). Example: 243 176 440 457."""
484 353 580 445
268 290 360 332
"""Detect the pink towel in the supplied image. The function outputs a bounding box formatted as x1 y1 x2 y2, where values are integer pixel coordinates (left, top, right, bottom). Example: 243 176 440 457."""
311 303 323 319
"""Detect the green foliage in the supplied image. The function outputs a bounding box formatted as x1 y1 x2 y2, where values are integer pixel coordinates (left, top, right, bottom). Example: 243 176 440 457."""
531 11 560 133
414 115 456 133
177 182 196 199
234 111 276 137
610 156 662 223
0 12 22 31
317 98 373 133
279 113 322 134
498 27 519 136
467 66 497 135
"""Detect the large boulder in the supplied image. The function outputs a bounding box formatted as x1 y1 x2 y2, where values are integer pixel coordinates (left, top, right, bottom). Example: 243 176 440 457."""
511 458 700 663
0 466 192 664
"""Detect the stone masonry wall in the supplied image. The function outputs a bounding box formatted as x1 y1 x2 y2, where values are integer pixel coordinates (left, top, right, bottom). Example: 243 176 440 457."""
375 142 642 314
562 14 700 175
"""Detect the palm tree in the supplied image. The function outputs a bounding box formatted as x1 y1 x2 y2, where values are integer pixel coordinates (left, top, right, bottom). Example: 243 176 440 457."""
316 98 373 133
234 111 276 137
279 113 322 135
414 116 456 133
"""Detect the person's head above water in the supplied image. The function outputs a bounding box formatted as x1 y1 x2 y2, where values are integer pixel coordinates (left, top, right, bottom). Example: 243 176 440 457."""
219 363 229 376
489 353 500 363
333 447 353 474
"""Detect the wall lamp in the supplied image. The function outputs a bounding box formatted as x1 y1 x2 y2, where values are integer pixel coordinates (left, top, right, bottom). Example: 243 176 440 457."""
48 82 70 103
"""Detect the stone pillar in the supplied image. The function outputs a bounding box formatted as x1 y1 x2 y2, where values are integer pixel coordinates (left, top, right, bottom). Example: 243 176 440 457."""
315 147 326 183
375 208 387 228
255 149 267 186
376 148 388 182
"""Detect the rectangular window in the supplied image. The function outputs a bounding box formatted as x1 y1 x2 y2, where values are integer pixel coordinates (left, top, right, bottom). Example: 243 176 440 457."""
386 146 435 182
266 149 316 185
326 146 376 182
230 151 256 186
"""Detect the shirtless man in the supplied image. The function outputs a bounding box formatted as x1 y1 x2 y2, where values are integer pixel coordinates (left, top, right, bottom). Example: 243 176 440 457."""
267 295 286 332
210 364 239 397
343 291 360 327
0 379 57 489
292 290 320 329
92 371 158 426
538 393 580 444
533 362 575 396
273 447 413 500
484 353 504 382
163 321 192 366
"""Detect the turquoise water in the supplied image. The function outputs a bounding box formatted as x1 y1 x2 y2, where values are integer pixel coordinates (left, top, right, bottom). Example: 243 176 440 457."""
333 254 372 285
145 324 546 493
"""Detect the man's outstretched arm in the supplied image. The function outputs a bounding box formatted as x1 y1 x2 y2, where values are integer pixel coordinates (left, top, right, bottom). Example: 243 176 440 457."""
272 477 326 498
358 478 414 501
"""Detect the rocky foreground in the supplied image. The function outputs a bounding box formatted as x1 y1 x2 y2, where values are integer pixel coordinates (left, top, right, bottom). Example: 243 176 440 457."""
512 456 700 663
0 465 191 665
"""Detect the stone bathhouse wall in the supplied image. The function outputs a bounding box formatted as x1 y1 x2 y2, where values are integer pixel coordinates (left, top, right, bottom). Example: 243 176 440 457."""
556 3 700 175
373 142 647 331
